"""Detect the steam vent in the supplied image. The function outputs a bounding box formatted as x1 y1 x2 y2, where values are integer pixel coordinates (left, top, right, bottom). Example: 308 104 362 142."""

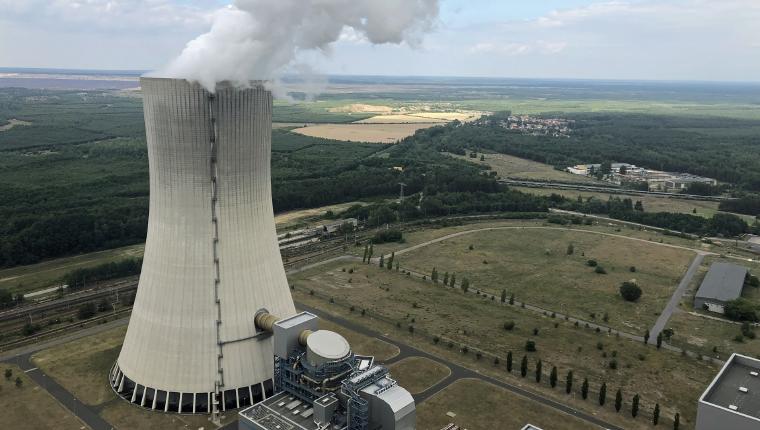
109 77 296 414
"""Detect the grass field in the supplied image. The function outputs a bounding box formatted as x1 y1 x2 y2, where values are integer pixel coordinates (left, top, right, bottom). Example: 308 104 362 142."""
291 123 436 143
450 152 603 185
0 364 86 430
376 225 696 333
417 379 591 430
290 261 718 429
511 186 759 222
386 356 450 395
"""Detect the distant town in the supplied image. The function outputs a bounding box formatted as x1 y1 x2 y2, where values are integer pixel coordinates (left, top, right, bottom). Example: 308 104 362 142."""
484 114 574 137
566 162 718 192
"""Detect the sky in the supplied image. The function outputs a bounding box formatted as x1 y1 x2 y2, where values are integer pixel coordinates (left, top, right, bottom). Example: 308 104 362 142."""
0 0 758 81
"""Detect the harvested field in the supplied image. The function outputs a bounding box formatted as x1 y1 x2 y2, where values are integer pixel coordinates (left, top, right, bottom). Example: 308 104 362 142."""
356 111 483 124
450 152 603 184
291 123 437 143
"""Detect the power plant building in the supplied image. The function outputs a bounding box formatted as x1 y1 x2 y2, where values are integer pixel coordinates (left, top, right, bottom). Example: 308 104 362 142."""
697 353 760 430
110 77 296 414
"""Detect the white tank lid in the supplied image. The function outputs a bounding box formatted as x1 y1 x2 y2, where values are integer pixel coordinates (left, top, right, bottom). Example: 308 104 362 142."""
306 330 351 364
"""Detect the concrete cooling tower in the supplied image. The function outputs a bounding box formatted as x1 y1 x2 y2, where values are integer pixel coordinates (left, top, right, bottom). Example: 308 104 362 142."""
109 77 296 415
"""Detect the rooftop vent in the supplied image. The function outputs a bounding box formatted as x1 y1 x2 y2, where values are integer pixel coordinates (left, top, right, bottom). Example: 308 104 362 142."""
739 386 749 393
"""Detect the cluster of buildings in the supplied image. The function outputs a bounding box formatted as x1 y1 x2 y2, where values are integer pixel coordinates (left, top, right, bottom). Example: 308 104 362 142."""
494 115 574 137
566 162 717 192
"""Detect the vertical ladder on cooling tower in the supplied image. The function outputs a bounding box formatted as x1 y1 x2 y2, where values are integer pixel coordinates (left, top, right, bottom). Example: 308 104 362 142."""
208 94 225 420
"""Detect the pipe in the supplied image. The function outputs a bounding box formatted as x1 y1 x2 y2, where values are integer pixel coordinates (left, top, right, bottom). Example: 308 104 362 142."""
254 311 312 346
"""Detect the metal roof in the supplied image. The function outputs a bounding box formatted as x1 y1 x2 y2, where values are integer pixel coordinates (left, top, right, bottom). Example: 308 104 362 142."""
695 262 748 303
700 354 760 422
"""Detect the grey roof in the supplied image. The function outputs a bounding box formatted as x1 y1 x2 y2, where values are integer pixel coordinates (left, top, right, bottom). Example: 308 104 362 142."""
521 425 544 430
701 354 760 422
239 391 342 430
695 262 748 303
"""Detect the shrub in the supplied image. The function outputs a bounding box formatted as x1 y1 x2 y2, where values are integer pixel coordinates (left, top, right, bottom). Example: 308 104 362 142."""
629 266 636 272
525 340 537 352
77 302 97 320
620 281 642 302
586 259 598 267
725 298 759 322
503 321 515 331
372 229 403 244
595 266 607 274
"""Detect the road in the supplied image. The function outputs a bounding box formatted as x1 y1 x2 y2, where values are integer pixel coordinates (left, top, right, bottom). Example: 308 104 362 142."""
649 253 706 345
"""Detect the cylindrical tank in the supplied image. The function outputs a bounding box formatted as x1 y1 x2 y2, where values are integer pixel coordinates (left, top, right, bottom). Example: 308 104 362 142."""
306 330 351 367
110 77 296 414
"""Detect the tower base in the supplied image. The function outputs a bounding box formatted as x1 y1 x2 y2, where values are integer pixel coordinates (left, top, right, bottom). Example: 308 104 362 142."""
108 363 274 414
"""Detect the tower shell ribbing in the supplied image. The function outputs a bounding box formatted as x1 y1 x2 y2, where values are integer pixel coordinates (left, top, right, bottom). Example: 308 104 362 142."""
111 77 295 414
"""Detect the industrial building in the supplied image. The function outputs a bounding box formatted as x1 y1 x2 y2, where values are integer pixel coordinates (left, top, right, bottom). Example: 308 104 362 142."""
693 262 749 314
238 311 415 430
697 353 760 430
110 78 296 416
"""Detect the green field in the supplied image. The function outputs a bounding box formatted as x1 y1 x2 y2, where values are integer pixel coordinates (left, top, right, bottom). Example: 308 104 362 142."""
290 259 717 428
386 356 450 395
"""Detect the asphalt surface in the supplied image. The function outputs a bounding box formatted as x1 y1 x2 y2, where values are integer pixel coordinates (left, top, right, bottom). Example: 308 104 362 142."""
649 253 706 345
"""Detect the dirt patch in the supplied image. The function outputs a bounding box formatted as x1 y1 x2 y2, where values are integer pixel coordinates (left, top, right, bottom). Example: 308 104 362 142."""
291 123 437 143
328 104 394 114
0 118 32 132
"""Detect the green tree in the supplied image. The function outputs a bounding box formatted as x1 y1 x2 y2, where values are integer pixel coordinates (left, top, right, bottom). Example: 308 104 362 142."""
567 243 574 255
673 412 680 430
632 394 640 418
501 289 507 303
535 360 542 383
362 244 368 263
509 293 515 305
378 254 385 268
550 366 558 388
653 403 660 425
443 272 449 285
368 243 374 263
506 351 513 372
656 332 663 349
4 369 11 380
565 370 573 394
615 388 623 412
450 273 456 288
395 261 400 271
581 378 589 400
431 267 438 282
599 382 607 406
387 252 394 270
644 329 650 345
600 161 612 175
78 302 97 320
14 376 22 388
461 278 470 292
635 200 644 211
620 281 643 301
520 355 528 377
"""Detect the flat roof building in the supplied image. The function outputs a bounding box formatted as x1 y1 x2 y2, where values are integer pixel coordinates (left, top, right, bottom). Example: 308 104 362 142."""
697 353 760 430
694 262 748 314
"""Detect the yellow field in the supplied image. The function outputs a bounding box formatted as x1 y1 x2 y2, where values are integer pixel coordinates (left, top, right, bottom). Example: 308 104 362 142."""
356 111 483 124
291 123 437 143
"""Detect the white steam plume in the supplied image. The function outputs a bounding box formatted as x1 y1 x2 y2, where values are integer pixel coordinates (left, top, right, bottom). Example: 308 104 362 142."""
151 0 440 90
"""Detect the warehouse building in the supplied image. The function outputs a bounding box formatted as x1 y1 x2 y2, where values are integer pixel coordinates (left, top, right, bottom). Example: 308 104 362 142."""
697 353 760 430
693 262 748 314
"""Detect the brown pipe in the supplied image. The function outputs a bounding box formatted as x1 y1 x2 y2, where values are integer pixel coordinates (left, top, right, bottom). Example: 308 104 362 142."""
255 311 312 346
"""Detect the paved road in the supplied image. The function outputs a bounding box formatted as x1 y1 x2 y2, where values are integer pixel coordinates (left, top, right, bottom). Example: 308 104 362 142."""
649 253 706 345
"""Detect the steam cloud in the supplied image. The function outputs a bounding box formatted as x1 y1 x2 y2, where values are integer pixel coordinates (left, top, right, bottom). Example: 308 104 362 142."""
153 0 440 90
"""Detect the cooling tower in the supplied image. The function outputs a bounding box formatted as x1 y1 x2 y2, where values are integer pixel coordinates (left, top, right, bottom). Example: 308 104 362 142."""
110 77 296 414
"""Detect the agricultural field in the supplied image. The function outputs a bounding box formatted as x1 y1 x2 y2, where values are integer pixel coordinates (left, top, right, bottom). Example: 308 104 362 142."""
450 152 603 184
290 261 718 429
417 379 590 430
291 122 436 143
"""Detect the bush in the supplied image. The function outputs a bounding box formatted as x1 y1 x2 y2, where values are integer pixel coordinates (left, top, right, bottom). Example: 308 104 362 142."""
595 266 607 274
586 259 598 267
77 302 97 320
372 229 403 244
629 266 636 272
620 281 642 302
503 321 515 331
525 340 537 352
725 298 759 322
